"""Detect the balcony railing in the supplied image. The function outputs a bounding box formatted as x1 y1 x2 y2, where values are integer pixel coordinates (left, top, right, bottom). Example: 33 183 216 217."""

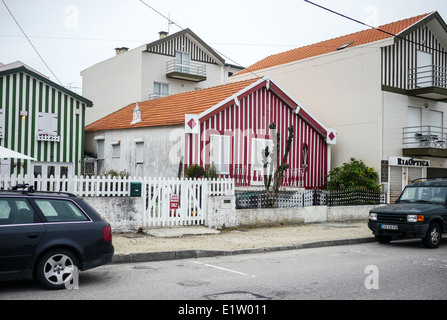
408 65 447 90
166 60 207 82
403 126 447 149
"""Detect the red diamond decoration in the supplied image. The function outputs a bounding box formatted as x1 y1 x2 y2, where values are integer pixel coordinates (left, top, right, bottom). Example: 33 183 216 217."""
328 132 335 141
187 118 197 130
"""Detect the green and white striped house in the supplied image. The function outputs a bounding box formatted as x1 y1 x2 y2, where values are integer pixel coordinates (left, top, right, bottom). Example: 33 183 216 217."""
0 61 93 177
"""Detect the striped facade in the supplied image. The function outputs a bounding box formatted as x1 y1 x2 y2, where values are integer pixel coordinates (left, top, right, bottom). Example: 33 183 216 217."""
382 23 447 90
185 79 331 189
146 29 222 65
0 64 92 176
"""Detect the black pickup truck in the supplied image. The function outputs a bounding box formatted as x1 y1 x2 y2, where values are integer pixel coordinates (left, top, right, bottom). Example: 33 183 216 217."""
368 178 447 248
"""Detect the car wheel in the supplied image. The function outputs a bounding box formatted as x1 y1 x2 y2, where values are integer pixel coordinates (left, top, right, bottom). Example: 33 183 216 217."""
35 249 79 290
375 235 392 244
422 223 442 249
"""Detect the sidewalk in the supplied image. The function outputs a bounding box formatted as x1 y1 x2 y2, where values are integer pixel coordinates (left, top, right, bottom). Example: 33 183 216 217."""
111 221 375 264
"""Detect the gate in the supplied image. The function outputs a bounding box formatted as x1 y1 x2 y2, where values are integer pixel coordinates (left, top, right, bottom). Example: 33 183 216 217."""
142 178 208 227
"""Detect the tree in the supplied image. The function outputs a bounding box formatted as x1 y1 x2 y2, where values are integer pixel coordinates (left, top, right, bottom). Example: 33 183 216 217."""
326 158 380 191
262 123 294 206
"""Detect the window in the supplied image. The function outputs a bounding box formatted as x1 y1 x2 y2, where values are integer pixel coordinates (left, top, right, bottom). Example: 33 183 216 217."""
37 112 59 141
416 50 433 88
98 140 105 159
153 82 169 99
0 198 35 225
175 51 190 73
251 139 274 173
112 142 120 158
95 136 105 160
210 134 230 174
135 141 144 164
0 108 4 139
34 199 89 222
251 139 274 185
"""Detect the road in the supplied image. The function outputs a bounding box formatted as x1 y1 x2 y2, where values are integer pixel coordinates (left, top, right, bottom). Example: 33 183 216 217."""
1 238 446 301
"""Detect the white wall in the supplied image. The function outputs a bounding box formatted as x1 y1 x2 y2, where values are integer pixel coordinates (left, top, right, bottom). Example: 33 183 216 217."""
140 53 226 99
85 125 185 178
231 43 384 172
83 47 237 126
81 46 144 125
383 91 447 166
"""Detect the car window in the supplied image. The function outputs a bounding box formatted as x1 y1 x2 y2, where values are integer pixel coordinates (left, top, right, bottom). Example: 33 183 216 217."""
0 198 36 225
34 199 90 222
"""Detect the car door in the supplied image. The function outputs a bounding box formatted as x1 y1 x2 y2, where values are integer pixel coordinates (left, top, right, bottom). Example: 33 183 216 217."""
0 198 45 277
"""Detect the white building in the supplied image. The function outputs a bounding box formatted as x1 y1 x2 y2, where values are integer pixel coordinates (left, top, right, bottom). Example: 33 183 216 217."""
230 12 447 203
81 28 243 125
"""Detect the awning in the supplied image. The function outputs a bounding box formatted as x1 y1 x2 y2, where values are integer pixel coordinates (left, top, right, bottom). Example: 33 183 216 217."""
0 146 36 161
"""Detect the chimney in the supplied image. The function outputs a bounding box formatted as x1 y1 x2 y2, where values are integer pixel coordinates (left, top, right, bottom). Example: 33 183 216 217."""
159 31 168 39
115 47 129 55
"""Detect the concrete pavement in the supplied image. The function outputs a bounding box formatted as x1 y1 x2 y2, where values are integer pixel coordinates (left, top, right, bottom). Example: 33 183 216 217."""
111 221 376 264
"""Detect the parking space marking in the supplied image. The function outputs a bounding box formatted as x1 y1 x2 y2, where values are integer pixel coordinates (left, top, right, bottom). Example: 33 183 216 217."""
191 261 257 278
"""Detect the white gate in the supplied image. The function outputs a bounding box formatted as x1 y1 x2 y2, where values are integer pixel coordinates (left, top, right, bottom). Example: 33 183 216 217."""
141 178 208 227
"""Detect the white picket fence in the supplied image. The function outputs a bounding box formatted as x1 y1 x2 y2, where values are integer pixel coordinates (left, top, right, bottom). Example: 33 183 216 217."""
0 174 235 228
0 174 233 196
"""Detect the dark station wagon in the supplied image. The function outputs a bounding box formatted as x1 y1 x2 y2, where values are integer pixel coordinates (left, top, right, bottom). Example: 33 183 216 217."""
0 184 114 289
368 178 447 248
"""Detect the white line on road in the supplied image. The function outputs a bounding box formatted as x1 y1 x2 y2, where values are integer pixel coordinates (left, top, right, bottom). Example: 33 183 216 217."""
191 261 257 278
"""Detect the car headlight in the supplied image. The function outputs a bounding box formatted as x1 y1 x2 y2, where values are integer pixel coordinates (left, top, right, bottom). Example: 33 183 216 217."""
407 214 424 222
369 213 377 221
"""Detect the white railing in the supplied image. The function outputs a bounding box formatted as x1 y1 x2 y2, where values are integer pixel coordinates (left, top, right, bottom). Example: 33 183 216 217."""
408 64 447 90
0 174 234 198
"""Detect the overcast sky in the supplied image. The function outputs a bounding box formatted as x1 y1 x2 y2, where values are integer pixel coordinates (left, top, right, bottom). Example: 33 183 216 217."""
1 0 446 93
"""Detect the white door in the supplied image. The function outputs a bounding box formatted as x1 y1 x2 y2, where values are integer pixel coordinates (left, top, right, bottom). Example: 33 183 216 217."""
407 107 422 146
417 50 433 88
251 138 274 186
32 162 73 178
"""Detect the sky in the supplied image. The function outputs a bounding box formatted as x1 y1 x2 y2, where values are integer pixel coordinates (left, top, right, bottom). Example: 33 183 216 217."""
1 0 446 94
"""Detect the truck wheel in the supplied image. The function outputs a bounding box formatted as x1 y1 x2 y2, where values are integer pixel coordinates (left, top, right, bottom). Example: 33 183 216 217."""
422 223 442 249
375 235 392 244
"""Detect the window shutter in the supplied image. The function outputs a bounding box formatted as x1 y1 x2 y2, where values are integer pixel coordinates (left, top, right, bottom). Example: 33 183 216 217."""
0 109 3 139
51 113 58 136
37 112 45 135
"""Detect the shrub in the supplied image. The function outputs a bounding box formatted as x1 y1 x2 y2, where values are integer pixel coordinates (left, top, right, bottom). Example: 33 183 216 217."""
185 165 206 179
326 158 380 191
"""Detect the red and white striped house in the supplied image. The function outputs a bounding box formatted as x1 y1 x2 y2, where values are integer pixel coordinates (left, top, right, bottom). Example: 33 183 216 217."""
85 76 336 189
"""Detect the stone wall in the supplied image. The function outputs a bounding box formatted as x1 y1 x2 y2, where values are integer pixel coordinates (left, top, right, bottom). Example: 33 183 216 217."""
83 195 384 232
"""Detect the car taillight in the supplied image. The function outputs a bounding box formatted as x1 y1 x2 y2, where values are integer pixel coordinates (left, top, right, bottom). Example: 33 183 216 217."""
103 226 112 241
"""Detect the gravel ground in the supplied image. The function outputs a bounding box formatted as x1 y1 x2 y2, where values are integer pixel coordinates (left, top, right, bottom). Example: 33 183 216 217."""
112 221 373 255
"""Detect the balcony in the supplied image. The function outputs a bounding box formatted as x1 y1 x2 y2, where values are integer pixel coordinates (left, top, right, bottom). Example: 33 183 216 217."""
166 60 207 82
402 126 447 157
408 65 447 101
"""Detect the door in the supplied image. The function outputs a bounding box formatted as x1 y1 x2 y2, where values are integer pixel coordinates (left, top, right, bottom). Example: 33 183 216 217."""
175 51 190 73
407 107 422 146
251 138 274 186
417 50 433 88
0 198 45 277
429 110 444 145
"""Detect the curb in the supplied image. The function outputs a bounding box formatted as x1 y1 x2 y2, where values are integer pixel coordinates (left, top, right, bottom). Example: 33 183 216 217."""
111 237 376 264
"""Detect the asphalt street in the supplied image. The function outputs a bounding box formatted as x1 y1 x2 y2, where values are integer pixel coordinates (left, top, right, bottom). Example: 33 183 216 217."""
2 239 446 301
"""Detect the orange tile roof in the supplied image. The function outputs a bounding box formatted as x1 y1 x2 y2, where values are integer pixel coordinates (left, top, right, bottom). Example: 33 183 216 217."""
85 78 259 132
238 13 432 75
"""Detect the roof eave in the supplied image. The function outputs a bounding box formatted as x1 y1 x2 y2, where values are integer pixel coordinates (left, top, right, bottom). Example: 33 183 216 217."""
394 11 445 43
0 66 93 107
145 28 226 65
